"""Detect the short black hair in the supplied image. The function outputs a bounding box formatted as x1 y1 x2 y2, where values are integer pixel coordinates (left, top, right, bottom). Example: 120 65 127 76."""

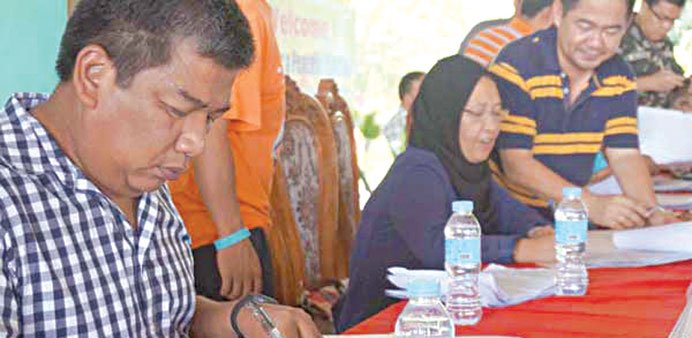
645 0 686 7
561 0 636 17
56 0 254 87
523 0 555 18
669 78 691 108
398 72 425 100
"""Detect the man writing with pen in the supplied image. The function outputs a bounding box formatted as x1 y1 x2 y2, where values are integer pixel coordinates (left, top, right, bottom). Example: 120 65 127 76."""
0 0 320 336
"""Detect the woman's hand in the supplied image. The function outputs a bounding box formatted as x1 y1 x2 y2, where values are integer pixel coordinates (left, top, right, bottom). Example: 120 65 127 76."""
527 225 554 238
513 232 556 264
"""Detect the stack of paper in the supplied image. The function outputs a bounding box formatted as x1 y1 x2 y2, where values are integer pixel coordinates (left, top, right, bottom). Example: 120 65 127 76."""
588 176 692 209
385 267 491 304
656 194 692 210
385 264 555 307
482 265 555 306
529 230 692 269
585 226 692 268
587 249 692 268
654 178 692 210
638 107 692 165
613 222 692 253
654 178 692 193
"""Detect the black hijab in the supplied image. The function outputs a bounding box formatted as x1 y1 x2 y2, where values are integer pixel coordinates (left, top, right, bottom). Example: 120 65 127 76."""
408 55 498 230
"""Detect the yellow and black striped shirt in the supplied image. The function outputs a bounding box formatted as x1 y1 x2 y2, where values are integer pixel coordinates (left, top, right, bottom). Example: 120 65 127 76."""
488 27 639 210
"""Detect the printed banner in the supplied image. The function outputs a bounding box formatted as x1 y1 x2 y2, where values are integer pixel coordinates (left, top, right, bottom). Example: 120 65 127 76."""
272 0 356 97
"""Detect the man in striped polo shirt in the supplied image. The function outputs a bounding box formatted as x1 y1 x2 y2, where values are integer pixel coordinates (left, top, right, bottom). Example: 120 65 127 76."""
463 0 555 68
457 0 518 54
489 0 677 229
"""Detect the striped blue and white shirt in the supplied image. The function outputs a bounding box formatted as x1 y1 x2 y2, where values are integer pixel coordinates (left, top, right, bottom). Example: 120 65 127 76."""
0 93 195 336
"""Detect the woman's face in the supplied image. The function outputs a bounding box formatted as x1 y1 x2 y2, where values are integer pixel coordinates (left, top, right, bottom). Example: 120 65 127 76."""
458 76 504 163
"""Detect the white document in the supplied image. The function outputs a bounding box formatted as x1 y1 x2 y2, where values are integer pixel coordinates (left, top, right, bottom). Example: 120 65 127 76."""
483 264 555 306
638 107 692 165
586 247 692 268
653 178 692 192
588 175 623 195
613 222 692 253
590 175 692 195
385 267 497 306
385 264 554 308
548 230 692 268
589 176 692 209
656 194 692 209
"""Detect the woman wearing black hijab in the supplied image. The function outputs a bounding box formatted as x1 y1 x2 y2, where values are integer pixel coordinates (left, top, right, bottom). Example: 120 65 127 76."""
334 55 553 331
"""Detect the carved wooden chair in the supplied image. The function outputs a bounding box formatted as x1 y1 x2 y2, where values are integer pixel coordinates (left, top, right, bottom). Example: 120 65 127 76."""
316 79 361 280
272 76 340 287
267 160 306 306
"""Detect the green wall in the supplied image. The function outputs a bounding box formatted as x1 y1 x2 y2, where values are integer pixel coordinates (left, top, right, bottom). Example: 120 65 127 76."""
0 1 67 100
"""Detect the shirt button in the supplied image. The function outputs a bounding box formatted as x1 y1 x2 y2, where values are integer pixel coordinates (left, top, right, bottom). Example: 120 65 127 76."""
563 87 570 94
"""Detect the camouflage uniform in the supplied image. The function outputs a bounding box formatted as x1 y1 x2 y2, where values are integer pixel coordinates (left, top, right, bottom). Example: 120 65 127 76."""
618 17 684 108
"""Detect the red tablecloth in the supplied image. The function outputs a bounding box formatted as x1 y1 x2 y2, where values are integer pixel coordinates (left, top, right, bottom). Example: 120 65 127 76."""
346 261 692 337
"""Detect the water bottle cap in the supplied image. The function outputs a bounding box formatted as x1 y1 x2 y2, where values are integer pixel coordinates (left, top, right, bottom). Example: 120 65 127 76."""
406 278 441 299
452 200 473 213
562 187 582 198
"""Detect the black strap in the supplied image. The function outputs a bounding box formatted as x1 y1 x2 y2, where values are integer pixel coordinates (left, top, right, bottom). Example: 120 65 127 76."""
230 294 279 337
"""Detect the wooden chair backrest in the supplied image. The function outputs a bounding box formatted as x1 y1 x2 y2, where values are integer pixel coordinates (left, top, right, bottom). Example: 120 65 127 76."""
277 76 340 284
267 160 306 306
316 79 361 279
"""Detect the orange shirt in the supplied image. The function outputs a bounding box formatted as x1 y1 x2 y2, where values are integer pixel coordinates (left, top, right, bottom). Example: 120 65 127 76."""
169 0 285 249
463 17 533 68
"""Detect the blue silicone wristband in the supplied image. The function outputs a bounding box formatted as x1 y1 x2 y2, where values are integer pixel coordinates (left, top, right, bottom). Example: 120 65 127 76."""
214 228 251 251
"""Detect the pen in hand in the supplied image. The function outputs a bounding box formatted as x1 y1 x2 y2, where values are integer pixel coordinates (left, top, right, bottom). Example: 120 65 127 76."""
251 303 285 338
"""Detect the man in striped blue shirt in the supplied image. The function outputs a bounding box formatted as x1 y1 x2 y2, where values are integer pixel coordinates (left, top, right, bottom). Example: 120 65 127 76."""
0 0 320 336
489 0 678 229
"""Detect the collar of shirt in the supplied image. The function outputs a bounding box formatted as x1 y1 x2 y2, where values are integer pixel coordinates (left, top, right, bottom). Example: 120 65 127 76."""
4 92 109 196
508 16 534 36
0 92 194 336
537 27 623 95
1 92 182 260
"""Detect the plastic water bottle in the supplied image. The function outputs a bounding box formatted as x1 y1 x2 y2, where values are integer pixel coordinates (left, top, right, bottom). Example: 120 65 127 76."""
444 200 482 325
554 187 589 296
394 278 454 338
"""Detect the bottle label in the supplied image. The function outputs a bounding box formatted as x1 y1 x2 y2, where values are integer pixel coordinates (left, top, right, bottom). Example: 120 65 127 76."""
555 220 588 245
445 238 480 265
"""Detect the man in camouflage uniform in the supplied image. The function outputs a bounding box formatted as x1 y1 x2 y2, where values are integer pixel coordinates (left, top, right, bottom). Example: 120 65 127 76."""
619 0 687 108
609 0 687 186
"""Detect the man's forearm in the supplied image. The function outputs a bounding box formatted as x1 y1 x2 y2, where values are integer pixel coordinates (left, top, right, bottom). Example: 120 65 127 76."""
635 75 655 92
606 149 657 207
193 119 244 236
500 150 578 202
191 296 236 338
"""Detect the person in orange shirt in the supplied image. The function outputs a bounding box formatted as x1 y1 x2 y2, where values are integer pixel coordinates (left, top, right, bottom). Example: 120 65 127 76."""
169 0 285 301
458 0 522 53
463 0 555 68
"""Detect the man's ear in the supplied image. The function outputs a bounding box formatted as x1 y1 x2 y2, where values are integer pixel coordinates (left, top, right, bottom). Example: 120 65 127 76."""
71 44 116 109
553 0 563 28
